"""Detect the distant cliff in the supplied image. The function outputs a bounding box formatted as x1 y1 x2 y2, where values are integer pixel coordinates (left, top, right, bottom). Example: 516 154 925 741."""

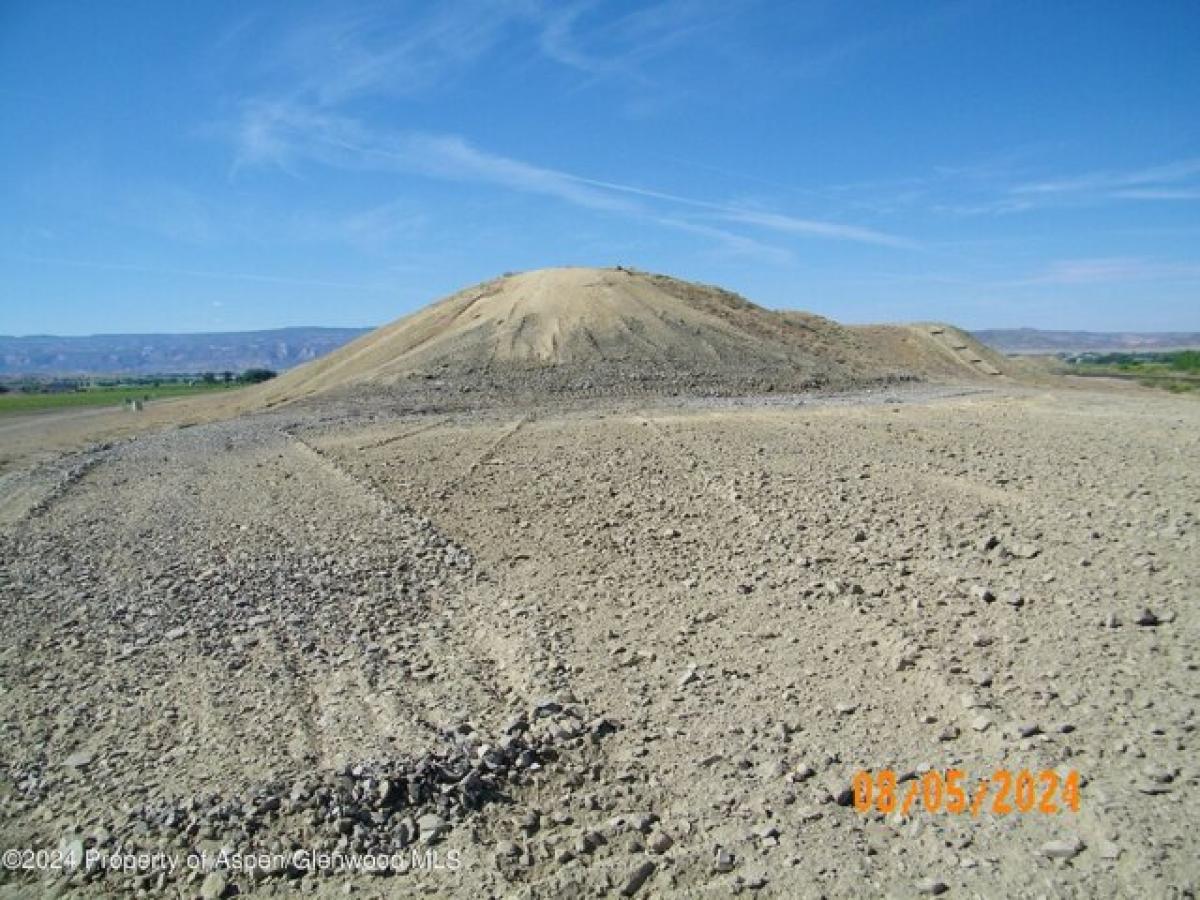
0 327 371 376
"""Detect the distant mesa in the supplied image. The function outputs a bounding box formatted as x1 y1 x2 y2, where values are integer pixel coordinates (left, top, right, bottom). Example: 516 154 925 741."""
0 327 370 378
972 328 1200 354
259 266 1014 403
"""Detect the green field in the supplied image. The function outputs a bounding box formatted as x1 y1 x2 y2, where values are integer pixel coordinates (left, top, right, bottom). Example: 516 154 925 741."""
0 382 239 414
1068 349 1200 393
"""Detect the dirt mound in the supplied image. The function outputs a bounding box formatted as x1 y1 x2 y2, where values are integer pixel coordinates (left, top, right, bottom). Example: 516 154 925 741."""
259 267 1019 405
848 322 1017 380
261 268 872 401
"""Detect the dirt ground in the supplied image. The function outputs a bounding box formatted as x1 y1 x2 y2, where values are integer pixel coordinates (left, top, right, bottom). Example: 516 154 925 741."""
0 382 1197 898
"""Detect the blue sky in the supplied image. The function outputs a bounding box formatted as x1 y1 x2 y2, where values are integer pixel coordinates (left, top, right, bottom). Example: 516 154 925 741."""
2 0 1198 335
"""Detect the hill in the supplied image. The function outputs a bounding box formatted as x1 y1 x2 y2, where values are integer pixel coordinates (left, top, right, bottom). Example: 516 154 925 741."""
848 323 1013 379
261 267 1016 405
0 327 370 377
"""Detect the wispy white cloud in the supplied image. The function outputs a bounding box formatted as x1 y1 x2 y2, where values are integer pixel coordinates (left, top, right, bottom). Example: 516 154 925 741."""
1009 157 1200 208
537 0 727 82
560 174 914 246
214 3 921 262
931 198 1038 217
395 134 636 212
718 209 915 249
1014 158 1200 195
1110 188 1200 201
653 216 793 264
1013 257 1200 286
233 101 633 212
244 0 723 110
837 256 1200 293
262 2 531 106
823 146 1200 219
739 145 1050 220
917 154 1200 217
230 101 909 255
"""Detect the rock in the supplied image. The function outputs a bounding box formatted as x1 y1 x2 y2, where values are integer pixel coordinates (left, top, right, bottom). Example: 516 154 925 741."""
743 873 769 890
63 751 94 771
971 586 996 603
57 836 84 870
714 846 736 873
1004 591 1024 608
835 702 857 715
824 778 854 806
621 860 656 897
630 812 658 833
417 813 447 842
588 717 619 740
1135 609 1160 627
502 713 528 734
533 697 562 717
755 824 780 844
1040 836 1085 859
647 830 674 854
1016 723 1041 738
520 810 541 835
200 873 228 900
978 535 999 552
495 840 519 859
678 665 698 688
1098 841 1121 861
916 877 949 895
1137 780 1172 795
971 715 993 732
1142 765 1174 784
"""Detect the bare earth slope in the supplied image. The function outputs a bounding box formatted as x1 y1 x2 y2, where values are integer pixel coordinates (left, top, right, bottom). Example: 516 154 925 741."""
262 267 844 393
848 323 1014 380
259 268 1014 406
